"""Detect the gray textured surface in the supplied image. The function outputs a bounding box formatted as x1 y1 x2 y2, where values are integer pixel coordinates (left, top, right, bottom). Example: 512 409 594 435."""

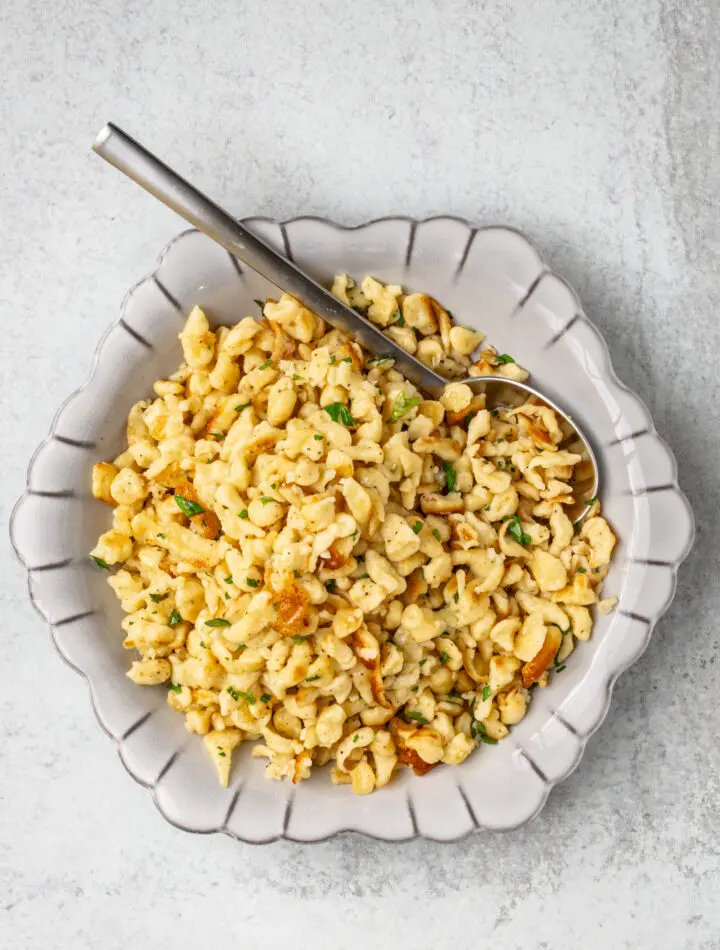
1 1 718 947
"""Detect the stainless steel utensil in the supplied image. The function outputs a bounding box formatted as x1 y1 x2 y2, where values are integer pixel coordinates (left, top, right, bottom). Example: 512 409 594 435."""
92 122 598 520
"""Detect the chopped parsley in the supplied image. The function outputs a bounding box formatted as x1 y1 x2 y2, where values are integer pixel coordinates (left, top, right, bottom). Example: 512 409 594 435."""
367 356 394 368
149 592 167 603
313 434 323 441
253 299 265 311
443 461 457 493
167 683 182 693
390 463 398 473
292 635 309 644
353 734 359 743
90 555 110 570
169 609 183 627
224 576 233 584
235 401 251 412
585 496 598 506
199 641 207 648
260 497 275 505
405 711 429 725
577 567 586 574
205 618 231 628
555 663 567 673
257 358 273 371
175 494 204 517
506 514 532 546
293 570 301 578
323 402 355 426
227 686 241 701
482 685 491 701
432 529 442 542
329 354 336 365
210 432 225 441
157 533 166 540
246 578 260 588
305 675 321 682
292 374 306 381
412 520 423 534
493 353 515 365
419 659 427 666
471 719 498 744
260 693 272 703
388 391 421 424
217 749 226 757
325 580 336 593
239 509 249 519
439 651 450 665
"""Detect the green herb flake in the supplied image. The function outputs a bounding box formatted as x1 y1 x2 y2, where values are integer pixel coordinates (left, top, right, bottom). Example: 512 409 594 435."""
555 663 567 673
390 463 398 473
292 374 306 381
199 641 207 648
227 686 241 701
167 683 182 693
257 358 273 371
494 353 515 365
323 402 355 426
329 354 336 365
239 509 249 519
292 635 309 644
254 299 265 311
585 496 598 506
577 567 586 574
217 749 226 757
224 576 233 584
388 391 421 424
325 580 336 593
439 651 450 665
506 514 532 546
246 578 260 588
260 497 275 505
205 618 231 628
482 685 491 701
353 734 359 743
175 494 204 517
90 555 110 570
419 659 427 666
210 432 225 441
471 719 498 744
157 533 166 540
305 675 321 682
313 434 323 441
149 592 167 603
260 693 272 703
412 521 423 535
405 711 429 725
235 401 251 412
293 570 301 578
432 528 442 542
169 609 183 627
367 356 395 368
443 461 457 493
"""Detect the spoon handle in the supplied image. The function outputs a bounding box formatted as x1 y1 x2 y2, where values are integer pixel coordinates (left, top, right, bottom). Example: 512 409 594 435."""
92 122 447 398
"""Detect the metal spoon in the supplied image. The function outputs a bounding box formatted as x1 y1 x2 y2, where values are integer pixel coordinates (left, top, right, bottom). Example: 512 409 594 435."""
92 122 598 521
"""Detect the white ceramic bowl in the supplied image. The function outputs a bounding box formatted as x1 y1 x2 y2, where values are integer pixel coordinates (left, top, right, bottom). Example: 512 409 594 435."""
11 218 694 842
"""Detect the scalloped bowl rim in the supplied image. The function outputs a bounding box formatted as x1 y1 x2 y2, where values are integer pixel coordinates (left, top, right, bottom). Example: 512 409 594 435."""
10 216 695 843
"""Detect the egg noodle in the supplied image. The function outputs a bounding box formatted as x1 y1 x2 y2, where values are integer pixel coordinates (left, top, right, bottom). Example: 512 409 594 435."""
90 275 617 794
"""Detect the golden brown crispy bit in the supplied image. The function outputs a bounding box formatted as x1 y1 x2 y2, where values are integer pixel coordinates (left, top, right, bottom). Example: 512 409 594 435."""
521 625 562 688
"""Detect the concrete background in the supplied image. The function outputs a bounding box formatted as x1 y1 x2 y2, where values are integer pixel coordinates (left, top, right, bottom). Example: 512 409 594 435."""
1 1 718 947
